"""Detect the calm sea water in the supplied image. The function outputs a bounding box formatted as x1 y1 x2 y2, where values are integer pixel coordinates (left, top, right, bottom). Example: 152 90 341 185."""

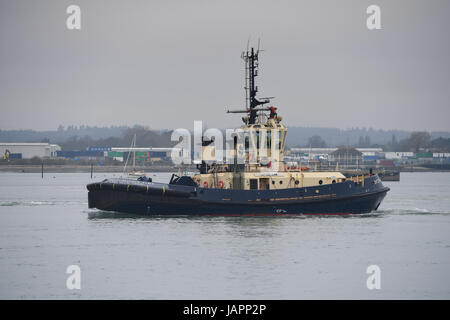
0 171 449 299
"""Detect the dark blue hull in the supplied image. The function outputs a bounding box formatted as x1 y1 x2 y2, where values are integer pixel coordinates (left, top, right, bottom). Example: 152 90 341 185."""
87 175 389 216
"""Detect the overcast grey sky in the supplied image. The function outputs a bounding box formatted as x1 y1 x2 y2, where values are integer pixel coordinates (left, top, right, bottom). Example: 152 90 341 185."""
1 0 449 131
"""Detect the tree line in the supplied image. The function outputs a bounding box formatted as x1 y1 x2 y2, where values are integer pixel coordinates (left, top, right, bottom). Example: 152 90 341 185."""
58 126 174 150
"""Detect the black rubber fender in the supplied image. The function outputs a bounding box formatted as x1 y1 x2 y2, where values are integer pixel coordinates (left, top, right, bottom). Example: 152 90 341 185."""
86 181 190 198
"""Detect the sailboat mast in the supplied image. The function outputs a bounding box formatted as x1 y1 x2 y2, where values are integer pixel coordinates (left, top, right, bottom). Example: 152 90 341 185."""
133 134 136 169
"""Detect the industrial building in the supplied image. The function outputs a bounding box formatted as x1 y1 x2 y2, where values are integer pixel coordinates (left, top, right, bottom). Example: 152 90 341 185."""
289 147 383 156
99 147 172 162
287 147 450 169
288 147 383 162
329 147 363 166
1 143 61 159
56 146 173 162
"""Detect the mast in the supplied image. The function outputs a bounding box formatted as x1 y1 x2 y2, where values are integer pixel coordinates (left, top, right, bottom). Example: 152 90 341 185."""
228 46 272 124
242 47 270 124
132 134 136 170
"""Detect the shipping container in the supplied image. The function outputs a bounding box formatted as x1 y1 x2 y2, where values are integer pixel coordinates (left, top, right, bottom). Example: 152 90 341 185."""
379 159 395 167
416 152 433 158
107 151 124 157
57 150 104 158
88 147 112 152
363 155 379 161
9 153 22 159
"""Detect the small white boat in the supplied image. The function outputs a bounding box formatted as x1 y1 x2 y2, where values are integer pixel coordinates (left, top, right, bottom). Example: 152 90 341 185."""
129 170 146 177
126 134 146 177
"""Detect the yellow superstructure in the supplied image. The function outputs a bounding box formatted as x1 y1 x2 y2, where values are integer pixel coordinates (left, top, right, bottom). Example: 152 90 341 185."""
192 113 349 190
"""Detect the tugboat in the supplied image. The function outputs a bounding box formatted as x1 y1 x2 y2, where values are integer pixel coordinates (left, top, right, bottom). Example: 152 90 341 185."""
87 48 390 215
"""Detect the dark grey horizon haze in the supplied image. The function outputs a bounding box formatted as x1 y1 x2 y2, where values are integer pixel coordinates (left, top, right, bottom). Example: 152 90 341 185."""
1 0 449 132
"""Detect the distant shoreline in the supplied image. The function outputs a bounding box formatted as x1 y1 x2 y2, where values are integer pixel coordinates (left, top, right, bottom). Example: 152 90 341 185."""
0 164 184 173
0 164 448 174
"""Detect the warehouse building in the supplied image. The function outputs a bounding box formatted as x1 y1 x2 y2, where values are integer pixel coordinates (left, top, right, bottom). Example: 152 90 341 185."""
329 147 363 166
55 146 173 162
1 143 61 159
288 147 382 162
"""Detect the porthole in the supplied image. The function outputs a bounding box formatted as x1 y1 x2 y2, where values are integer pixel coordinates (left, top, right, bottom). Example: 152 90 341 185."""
272 181 275 185
279 181 283 184
318 180 323 185
295 180 299 185
332 180 336 184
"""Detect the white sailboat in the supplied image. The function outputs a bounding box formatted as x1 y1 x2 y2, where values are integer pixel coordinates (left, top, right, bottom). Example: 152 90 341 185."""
127 134 146 177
